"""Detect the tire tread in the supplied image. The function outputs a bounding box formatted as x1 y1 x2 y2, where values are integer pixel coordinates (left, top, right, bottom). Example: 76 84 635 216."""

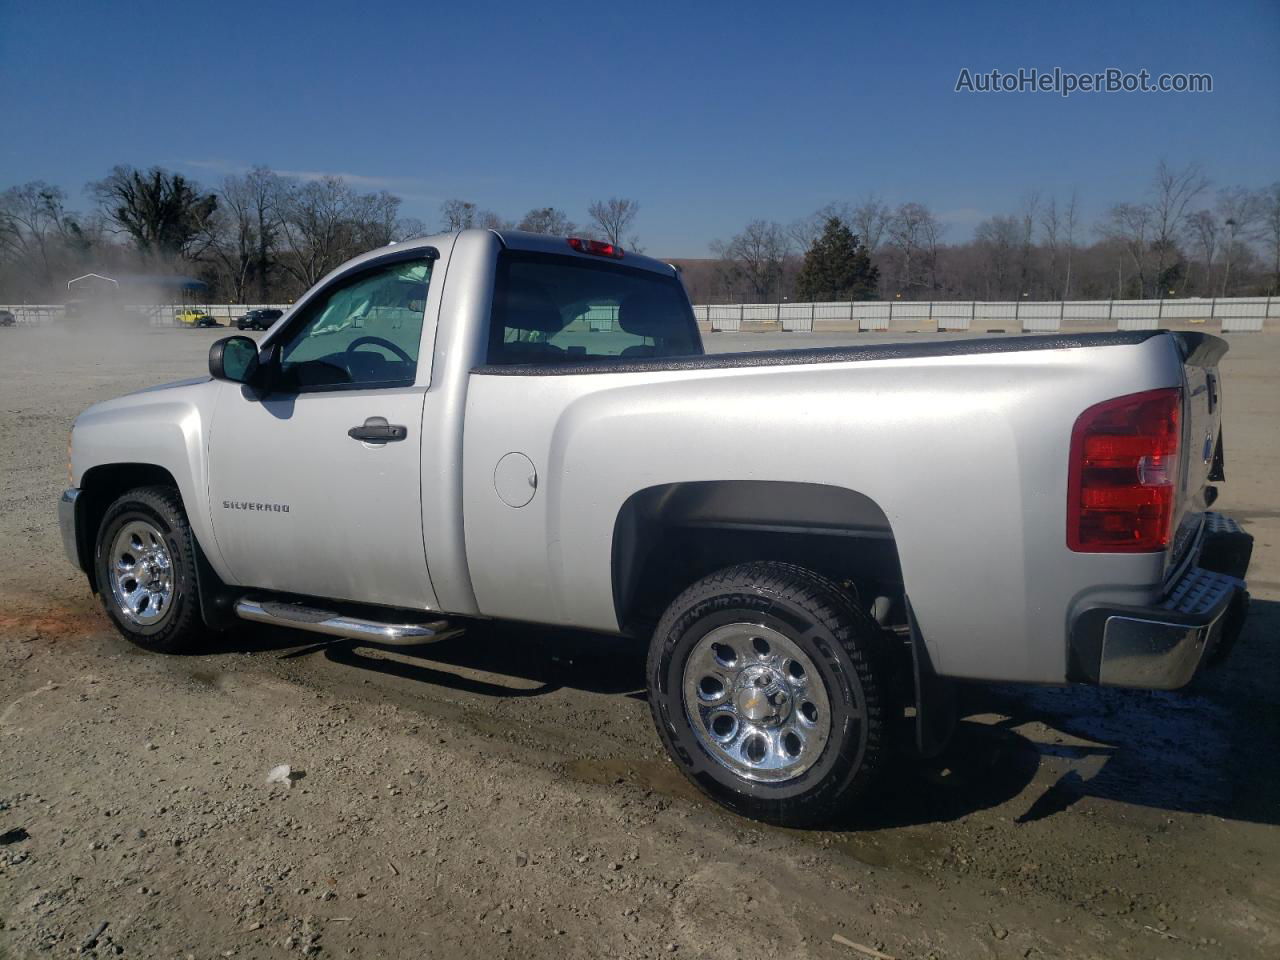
647 560 887 826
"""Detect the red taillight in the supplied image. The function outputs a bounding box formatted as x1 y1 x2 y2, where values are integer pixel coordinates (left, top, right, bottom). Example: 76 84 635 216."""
567 236 624 258
1067 387 1181 552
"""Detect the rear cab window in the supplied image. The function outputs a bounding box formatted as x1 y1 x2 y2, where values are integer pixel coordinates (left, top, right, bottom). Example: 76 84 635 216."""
486 251 702 366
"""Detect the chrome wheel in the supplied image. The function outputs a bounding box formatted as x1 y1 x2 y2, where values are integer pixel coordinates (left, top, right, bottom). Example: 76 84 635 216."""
682 622 832 783
107 520 174 626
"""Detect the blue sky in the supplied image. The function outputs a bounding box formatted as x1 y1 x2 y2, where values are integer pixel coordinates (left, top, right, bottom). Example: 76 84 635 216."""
1 0 1276 256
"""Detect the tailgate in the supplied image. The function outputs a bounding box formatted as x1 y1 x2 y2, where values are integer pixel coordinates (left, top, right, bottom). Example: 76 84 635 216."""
1167 333 1229 576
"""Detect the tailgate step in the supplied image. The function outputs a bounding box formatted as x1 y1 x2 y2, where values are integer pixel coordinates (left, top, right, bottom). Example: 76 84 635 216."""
234 596 461 645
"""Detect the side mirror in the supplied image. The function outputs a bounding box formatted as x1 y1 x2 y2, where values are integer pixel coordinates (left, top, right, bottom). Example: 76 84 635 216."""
209 336 261 384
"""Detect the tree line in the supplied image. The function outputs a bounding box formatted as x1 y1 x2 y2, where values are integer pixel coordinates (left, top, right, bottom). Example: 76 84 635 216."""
692 162 1280 304
1 161 1276 305
0 165 643 303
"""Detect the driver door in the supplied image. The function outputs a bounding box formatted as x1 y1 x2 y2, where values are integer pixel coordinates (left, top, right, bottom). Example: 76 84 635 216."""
207 252 439 610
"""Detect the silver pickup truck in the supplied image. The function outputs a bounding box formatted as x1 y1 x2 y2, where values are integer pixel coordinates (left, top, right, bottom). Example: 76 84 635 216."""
59 229 1254 825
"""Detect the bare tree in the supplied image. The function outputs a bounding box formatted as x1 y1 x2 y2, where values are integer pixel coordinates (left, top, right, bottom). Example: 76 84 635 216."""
1216 186 1263 296
1062 189 1079 297
0 182 84 286
394 217 429 241
245 167 281 302
1149 160 1209 294
276 176 351 289
440 199 477 231
887 202 941 295
1018 191 1040 296
205 177 256 302
349 190 402 249
711 220 790 301
1184 209 1219 295
1099 202 1152 296
275 176 400 289
788 202 849 255
204 166 282 303
473 209 508 230
849 195 891 254
1040 198 1060 296
517 207 574 235
587 197 640 247
974 215 1021 299
91 166 217 259
1265 182 1280 292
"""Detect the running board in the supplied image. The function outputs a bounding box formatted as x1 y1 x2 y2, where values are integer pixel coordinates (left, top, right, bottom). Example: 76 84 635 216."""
234 596 461 646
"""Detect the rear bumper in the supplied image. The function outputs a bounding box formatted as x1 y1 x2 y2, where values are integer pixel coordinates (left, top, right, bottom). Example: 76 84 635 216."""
1068 512 1252 690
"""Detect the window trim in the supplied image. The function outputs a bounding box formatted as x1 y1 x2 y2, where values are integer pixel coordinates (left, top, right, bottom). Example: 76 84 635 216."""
484 249 701 367
263 247 439 396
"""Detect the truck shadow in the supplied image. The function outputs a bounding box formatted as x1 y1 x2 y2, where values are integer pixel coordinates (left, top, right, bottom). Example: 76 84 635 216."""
856 596 1279 830
224 599 1279 830
232 616 648 700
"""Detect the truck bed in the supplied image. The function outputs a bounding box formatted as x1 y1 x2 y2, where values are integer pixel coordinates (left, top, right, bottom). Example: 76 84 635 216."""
472 330 1173 376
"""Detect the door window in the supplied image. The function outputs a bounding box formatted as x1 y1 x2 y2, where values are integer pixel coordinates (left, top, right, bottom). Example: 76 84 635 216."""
277 256 432 390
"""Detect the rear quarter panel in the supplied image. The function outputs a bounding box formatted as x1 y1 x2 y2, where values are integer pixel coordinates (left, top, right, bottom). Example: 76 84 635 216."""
462 336 1185 684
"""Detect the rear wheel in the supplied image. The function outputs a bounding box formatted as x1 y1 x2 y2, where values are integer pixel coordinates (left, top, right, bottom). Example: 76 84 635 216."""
647 561 888 827
94 485 207 653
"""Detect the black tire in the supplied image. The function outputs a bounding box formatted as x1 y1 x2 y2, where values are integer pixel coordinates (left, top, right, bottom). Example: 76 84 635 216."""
647 561 887 827
93 485 207 653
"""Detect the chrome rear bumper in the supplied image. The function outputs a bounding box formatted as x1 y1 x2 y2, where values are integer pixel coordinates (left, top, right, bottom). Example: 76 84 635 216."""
1069 512 1252 690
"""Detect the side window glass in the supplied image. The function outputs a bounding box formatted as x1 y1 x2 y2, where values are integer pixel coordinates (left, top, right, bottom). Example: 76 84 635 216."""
278 257 431 390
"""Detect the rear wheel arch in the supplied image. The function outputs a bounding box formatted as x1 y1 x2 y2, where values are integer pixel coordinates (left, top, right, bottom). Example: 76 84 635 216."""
610 480 905 634
646 560 890 825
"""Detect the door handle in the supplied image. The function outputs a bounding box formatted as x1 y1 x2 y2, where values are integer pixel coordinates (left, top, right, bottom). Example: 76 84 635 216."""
348 416 408 443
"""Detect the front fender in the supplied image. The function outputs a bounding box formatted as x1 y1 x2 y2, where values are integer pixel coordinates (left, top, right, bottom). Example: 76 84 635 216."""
71 377 232 582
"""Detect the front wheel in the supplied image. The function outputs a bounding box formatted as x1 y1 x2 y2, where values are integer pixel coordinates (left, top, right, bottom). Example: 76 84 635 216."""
647 561 887 826
94 485 207 653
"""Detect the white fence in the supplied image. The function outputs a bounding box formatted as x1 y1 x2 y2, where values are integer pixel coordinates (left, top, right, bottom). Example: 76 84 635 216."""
0 303 291 326
3 296 1275 334
692 297 1277 333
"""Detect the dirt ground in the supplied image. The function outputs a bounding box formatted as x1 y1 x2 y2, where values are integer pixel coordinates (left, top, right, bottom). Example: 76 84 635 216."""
1 322 1277 960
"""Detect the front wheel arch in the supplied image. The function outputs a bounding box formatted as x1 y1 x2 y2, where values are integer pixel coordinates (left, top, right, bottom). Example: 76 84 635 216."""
93 484 209 652
77 466 234 629
78 464 181 592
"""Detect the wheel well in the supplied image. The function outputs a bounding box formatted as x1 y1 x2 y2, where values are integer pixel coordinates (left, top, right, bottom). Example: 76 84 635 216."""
611 481 905 635
77 463 180 591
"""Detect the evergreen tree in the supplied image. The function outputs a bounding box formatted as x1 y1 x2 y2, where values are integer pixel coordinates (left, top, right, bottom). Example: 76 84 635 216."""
794 217 880 301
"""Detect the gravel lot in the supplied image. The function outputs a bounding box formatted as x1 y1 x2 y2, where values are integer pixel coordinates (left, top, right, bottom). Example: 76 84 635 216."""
1 322 1277 959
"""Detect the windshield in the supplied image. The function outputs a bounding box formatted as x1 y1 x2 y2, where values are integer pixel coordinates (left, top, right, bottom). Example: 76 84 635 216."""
485 251 702 365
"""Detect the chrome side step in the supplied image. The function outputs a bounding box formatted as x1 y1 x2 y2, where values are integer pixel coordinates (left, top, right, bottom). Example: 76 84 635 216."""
234 596 462 646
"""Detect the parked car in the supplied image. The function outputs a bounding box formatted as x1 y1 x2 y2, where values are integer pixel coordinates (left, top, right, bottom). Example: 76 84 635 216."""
236 308 283 331
0 309 15 327
59 229 1253 827
175 309 218 328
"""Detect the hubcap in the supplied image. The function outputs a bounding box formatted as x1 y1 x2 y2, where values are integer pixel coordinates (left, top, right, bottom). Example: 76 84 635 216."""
682 623 832 783
107 520 174 626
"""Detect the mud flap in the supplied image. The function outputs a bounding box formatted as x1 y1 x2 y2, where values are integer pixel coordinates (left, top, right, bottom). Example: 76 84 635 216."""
192 537 239 631
907 598 957 759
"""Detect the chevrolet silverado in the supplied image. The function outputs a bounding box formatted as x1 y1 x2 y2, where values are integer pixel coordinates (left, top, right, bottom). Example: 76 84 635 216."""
59 229 1253 825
